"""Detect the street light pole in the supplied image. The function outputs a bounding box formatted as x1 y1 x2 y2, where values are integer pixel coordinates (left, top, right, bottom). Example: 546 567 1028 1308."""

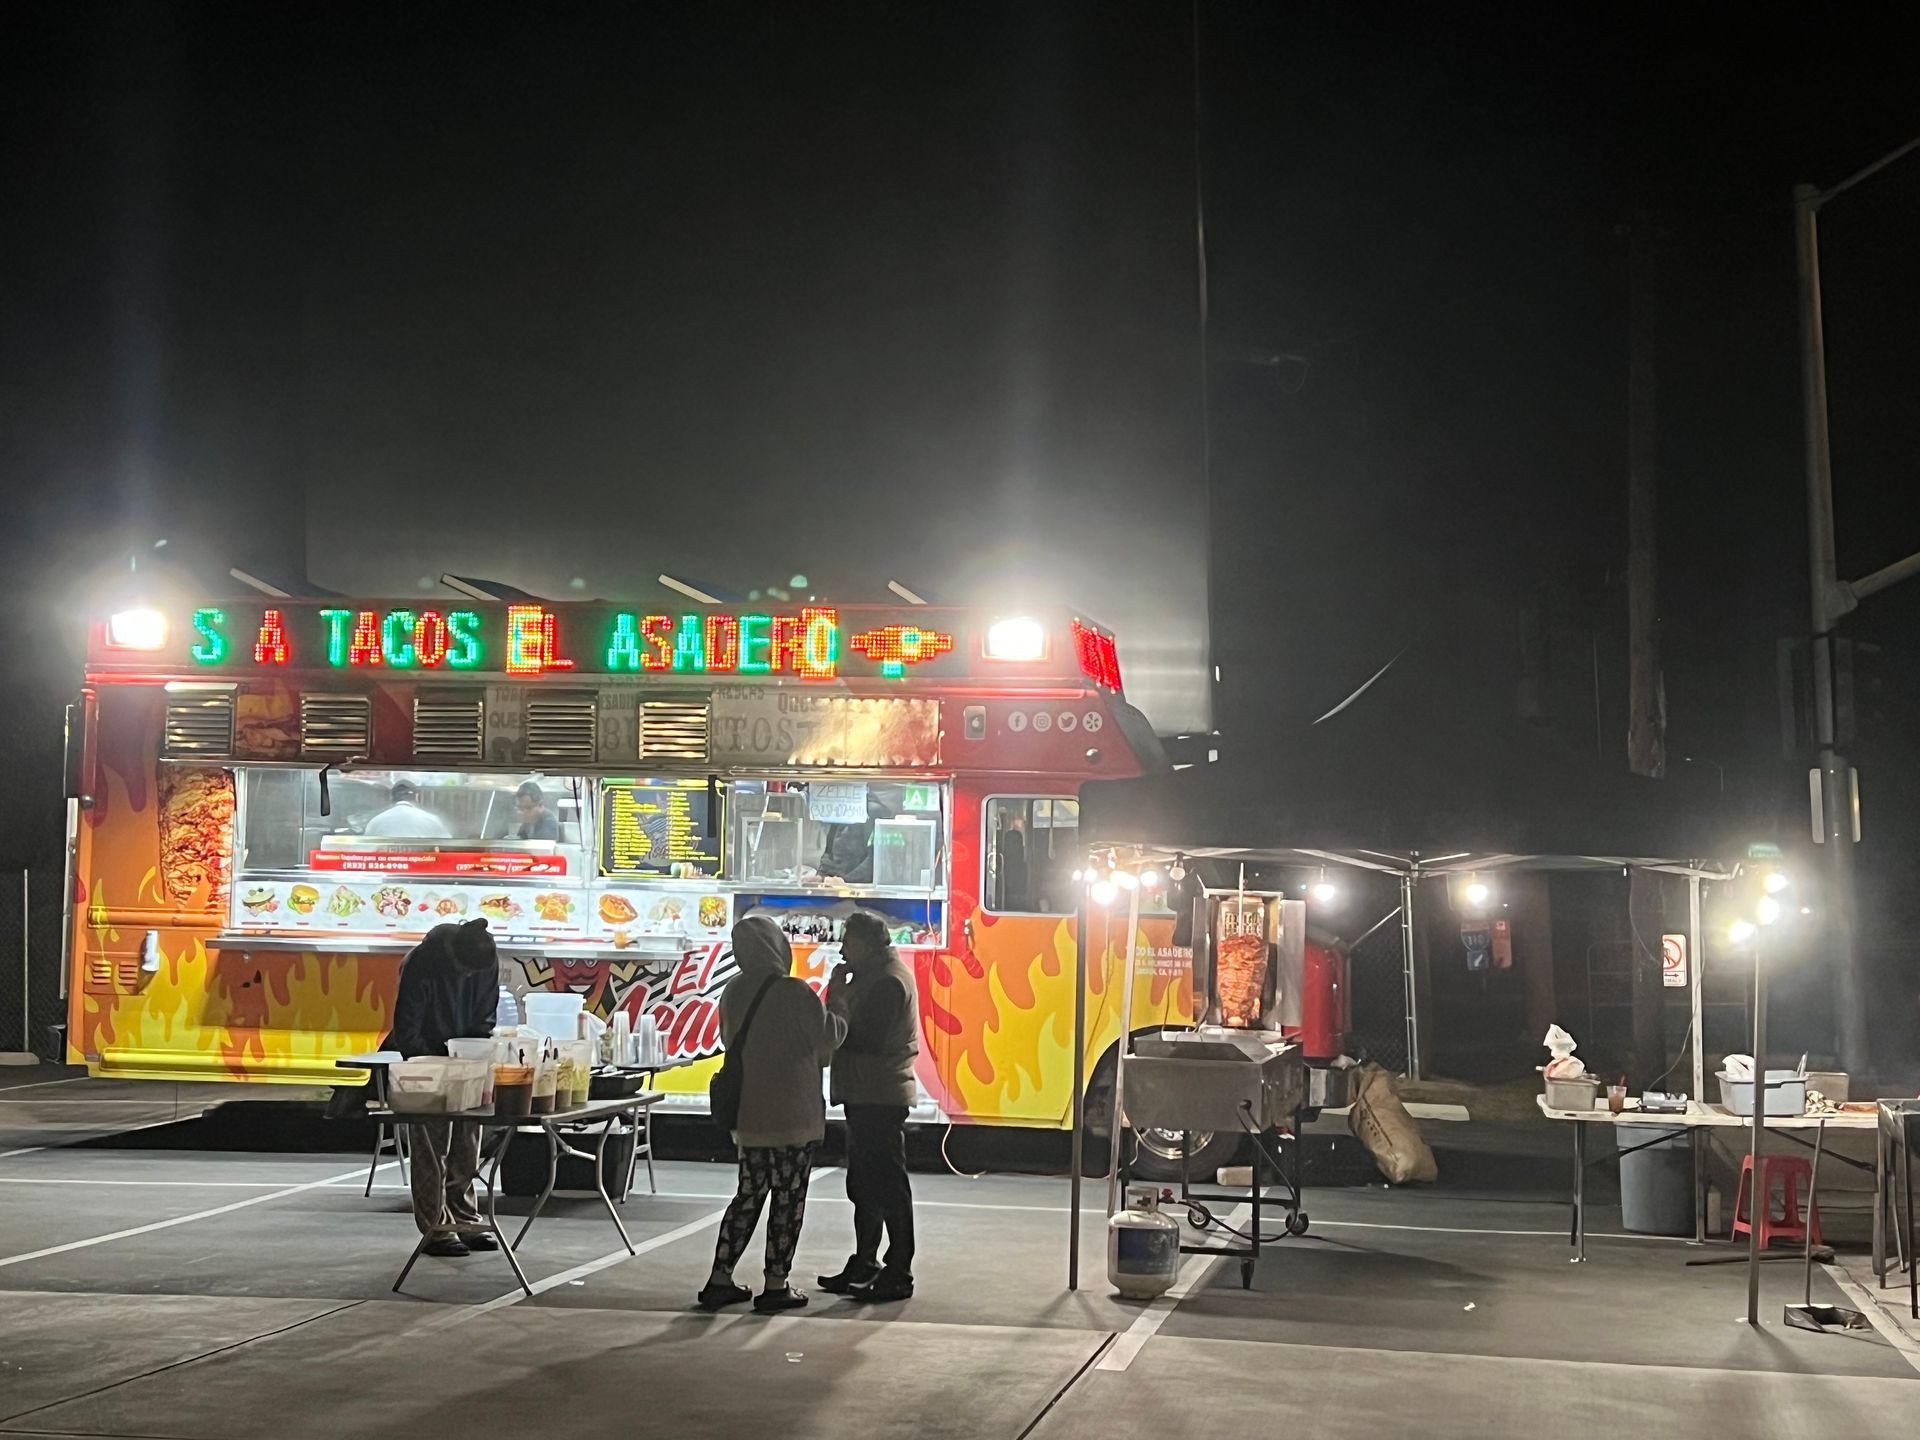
1792 183 1867 1080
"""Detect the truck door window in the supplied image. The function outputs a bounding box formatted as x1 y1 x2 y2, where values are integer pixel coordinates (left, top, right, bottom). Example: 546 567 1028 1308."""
984 797 1079 915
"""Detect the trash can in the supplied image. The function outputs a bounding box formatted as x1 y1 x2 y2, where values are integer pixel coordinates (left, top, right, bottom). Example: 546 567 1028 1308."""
1618 1125 1691 1235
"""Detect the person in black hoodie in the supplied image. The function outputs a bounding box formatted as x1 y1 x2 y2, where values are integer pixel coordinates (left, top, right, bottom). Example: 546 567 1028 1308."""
386 918 499 1258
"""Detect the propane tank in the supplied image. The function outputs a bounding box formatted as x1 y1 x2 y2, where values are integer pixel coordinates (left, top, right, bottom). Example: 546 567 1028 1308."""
1108 1187 1182 1298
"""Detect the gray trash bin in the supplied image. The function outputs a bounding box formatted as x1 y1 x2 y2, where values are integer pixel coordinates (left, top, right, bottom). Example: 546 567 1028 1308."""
1618 1124 1691 1235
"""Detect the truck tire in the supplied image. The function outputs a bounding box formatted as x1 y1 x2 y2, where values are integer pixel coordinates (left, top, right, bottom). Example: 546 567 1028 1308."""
1085 1047 1245 1182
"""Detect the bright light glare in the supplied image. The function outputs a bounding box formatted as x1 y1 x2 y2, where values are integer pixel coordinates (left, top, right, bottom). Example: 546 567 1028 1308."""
1756 896 1782 926
1140 868 1163 889
1763 872 1790 894
1311 881 1339 904
1111 870 1138 891
1729 919 1758 945
1464 881 1491 907
984 616 1047 662
107 608 167 650
1090 880 1118 906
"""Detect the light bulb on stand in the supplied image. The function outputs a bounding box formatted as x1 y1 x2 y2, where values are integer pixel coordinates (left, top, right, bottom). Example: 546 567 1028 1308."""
1464 878 1491 907
1091 880 1118 906
1763 872 1791 894
1729 919 1758 945
1756 895 1782 926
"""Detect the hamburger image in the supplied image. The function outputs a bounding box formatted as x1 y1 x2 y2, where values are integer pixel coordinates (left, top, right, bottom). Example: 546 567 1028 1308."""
241 885 276 916
288 884 319 915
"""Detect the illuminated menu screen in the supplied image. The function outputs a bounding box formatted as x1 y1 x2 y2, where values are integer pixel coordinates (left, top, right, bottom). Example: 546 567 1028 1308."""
600 780 721 878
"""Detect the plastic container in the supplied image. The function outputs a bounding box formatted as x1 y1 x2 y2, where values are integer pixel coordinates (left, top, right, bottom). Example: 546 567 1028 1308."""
1618 1124 1692 1235
559 1041 594 1109
496 986 520 1029
524 993 585 1041
1717 1071 1806 1116
388 1058 489 1114
1544 1075 1600 1111
494 1063 533 1117
531 1055 559 1115
446 1039 500 1106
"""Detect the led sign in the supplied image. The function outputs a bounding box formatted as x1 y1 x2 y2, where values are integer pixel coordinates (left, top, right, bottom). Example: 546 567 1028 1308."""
159 603 979 683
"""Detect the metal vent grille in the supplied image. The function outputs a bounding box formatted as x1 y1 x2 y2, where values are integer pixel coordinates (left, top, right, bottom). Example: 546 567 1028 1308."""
163 690 234 756
640 699 710 763
412 692 484 762
300 694 372 758
526 693 598 763
85 957 145 994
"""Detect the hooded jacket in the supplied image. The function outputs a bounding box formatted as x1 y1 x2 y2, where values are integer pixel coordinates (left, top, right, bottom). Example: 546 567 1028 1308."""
384 919 500 1059
719 915 845 1148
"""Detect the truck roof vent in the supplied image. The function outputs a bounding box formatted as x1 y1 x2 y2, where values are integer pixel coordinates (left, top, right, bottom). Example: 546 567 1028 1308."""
300 693 372 758
639 698 709 763
526 692 597 763
163 685 235 757
412 692 484 763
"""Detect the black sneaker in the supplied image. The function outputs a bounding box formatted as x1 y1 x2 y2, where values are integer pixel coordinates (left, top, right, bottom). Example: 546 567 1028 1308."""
818 1258 882 1294
423 1236 470 1258
753 1285 809 1313
849 1268 914 1304
697 1280 751 1311
462 1232 500 1252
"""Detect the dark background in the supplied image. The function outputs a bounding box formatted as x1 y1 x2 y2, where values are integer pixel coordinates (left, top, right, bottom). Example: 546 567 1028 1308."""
4 3 1916 1071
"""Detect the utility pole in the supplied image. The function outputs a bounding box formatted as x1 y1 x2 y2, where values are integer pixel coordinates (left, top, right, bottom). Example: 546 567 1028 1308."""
1626 213 1665 781
1791 133 1920 1081
1793 183 1867 1078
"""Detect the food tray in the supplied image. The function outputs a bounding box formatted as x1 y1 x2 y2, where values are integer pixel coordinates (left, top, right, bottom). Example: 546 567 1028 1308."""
1544 1075 1599 1111
590 1070 648 1100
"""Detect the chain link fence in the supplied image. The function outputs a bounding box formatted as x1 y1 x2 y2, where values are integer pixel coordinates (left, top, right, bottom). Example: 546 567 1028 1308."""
1345 914 1409 1075
0 867 66 1061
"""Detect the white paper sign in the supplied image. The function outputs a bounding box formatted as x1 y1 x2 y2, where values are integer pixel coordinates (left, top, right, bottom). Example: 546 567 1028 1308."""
808 781 869 825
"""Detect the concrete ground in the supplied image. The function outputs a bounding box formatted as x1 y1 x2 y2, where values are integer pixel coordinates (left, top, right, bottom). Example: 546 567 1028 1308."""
0 1070 1916 1440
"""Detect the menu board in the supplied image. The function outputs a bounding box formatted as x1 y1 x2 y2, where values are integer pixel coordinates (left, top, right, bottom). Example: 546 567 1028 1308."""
600 780 721 878
228 877 592 946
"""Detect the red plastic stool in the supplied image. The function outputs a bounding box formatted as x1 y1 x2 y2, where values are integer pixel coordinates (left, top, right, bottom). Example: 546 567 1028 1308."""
1732 1154 1821 1250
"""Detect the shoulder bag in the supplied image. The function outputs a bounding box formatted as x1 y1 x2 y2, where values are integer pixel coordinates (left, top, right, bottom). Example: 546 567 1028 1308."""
709 976 776 1131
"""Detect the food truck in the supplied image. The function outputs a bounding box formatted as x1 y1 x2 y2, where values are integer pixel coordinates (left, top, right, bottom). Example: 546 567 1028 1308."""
66 596 1235 1137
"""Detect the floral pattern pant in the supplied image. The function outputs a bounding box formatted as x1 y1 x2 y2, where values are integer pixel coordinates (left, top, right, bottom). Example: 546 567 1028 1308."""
712 1143 817 1286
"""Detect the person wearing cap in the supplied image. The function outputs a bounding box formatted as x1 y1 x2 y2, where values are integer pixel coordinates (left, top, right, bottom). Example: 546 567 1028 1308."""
363 779 453 838
699 915 846 1313
385 918 500 1257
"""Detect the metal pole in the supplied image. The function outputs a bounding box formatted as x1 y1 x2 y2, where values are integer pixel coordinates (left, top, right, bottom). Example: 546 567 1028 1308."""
1398 872 1420 1079
1794 183 1868 1080
1105 882 1143 1218
1688 874 1705 1103
20 871 29 1053
1069 879 1089 1290
1747 941 1767 1326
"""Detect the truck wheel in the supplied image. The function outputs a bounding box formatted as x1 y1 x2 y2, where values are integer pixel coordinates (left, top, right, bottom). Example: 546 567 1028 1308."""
1084 1049 1244 1182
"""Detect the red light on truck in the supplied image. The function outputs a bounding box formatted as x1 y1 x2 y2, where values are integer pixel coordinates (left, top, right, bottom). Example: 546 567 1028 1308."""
1071 620 1122 692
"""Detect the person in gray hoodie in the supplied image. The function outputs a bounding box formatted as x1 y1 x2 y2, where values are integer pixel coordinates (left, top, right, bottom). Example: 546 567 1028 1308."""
699 915 846 1313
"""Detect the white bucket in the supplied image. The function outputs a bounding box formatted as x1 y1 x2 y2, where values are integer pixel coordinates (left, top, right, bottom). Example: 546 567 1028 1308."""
523 993 586 1041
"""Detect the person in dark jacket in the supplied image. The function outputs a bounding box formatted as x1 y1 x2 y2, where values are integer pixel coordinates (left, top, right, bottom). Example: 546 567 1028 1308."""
385 918 499 1258
819 911 920 1303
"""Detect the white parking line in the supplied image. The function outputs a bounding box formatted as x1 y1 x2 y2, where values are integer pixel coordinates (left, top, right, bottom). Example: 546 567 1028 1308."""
0 1177 295 1189
0 1076 90 1094
0 1161 396 1271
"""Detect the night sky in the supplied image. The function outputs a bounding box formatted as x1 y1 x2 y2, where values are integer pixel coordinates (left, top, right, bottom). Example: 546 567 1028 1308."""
4 4 1918 907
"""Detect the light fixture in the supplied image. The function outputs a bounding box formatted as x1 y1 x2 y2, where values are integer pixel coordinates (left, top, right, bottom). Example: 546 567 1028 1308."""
1140 867 1163 889
984 616 1048 662
1310 867 1338 905
1756 895 1782 926
1070 868 1084 882
1091 880 1118 906
1112 869 1138 891
1763 871 1790 894
107 607 168 650
1729 919 1758 945
1464 877 1491 907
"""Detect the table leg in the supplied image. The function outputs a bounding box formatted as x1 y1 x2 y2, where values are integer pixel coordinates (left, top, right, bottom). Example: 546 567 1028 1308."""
1572 1122 1587 1263
592 1116 635 1255
515 1125 561 1249
1874 1123 1887 1287
1905 1137 1916 1320
1692 1127 1706 1245
483 1127 532 1297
